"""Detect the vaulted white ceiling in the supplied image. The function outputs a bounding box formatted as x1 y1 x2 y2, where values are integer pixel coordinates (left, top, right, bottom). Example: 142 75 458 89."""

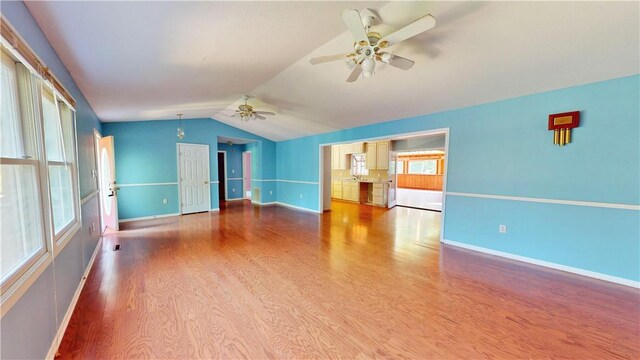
26 1 639 141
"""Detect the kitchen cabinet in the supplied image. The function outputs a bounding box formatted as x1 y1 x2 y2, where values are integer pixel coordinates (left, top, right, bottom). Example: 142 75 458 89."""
341 181 359 202
365 141 389 170
331 145 348 170
332 143 366 170
372 183 387 206
376 142 389 169
351 142 364 154
332 180 343 199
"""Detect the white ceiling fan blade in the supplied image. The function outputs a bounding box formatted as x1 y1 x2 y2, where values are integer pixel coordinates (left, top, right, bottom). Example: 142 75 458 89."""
310 54 352 65
342 9 369 46
379 14 436 48
380 53 415 70
254 114 267 120
254 111 276 116
346 65 362 83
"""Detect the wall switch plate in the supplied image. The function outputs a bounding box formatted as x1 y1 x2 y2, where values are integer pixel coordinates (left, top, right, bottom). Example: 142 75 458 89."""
163 198 168 204
499 225 507 233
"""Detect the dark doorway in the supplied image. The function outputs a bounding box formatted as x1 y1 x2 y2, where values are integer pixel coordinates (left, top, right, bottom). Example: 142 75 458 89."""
217 152 226 202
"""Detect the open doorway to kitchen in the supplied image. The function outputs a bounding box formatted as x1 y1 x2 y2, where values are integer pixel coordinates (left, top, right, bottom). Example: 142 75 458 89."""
319 129 449 243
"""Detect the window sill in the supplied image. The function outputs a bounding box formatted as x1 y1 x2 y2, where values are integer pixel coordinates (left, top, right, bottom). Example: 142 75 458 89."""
1 251 52 317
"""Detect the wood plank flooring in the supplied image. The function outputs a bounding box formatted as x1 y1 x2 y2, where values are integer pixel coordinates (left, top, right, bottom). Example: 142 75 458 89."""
58 200 639 359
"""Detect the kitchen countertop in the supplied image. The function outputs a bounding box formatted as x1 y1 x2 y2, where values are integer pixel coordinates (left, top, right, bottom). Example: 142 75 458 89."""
333 178 389 184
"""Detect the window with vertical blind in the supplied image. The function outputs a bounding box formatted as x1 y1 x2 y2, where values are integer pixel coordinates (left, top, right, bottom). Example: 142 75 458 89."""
1 44 80 295
0 50 47 287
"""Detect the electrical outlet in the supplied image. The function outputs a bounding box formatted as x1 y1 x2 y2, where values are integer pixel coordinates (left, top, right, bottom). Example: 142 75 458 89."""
299 194 303 199
270 190 273 195
232 188 235 192
163 198 168 205
232 169 235 173
499 225 507 233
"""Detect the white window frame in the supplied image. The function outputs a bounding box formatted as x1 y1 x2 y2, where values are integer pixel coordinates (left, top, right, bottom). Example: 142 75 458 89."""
350 154 369 176
408 159 438 175
0 38 81 316
41 87 81 250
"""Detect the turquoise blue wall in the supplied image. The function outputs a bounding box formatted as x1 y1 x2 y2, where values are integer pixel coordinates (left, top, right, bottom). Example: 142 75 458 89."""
102 118 276 216
217 142 245 200
275 75 640 282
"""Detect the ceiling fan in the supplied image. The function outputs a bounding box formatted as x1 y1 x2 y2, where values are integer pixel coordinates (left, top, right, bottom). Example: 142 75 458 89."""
231 95 276 121
310 9 436 82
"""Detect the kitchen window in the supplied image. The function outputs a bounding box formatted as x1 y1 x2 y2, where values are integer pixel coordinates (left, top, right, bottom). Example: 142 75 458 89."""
351 154 368 176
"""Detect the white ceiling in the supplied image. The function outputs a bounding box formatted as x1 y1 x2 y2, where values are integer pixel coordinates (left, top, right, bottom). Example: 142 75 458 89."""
26 1 639 141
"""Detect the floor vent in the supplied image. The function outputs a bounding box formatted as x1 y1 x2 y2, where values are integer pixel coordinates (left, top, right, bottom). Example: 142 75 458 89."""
252 187 261 203
113 244 121 251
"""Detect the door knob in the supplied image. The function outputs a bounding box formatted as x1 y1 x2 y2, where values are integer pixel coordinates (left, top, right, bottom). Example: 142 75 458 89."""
204 180 209 184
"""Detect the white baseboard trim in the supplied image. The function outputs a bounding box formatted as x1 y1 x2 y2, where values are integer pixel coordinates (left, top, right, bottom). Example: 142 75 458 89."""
46 236 103 360
442 239 640 289
118 213 179 223
210 208 220 212
251 200 276 206
275 202 322 214
225 198 244 202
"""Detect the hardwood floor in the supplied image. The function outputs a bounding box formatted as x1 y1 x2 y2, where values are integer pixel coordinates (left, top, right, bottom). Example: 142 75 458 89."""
58 201 639 359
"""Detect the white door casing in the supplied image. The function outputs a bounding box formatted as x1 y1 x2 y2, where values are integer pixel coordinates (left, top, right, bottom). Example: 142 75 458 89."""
178 143 211 214
99 135 119 230
387 150 398 208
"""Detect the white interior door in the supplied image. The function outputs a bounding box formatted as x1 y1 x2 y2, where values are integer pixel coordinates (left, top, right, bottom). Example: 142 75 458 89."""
99 135 119 230
178 143 211 214
388 150 398 208
242 151 251 199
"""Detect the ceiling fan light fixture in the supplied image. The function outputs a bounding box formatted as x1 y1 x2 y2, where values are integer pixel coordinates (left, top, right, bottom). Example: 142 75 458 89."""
345 58 356 70
361 58 375 77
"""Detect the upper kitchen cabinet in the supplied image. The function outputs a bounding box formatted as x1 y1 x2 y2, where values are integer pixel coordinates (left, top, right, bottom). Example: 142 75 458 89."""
331 145 348 169
366 141 389 170
332 142 365 170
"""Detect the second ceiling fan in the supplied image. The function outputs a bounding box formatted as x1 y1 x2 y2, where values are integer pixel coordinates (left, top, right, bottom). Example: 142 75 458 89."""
231 95 276 121
310 9 436 82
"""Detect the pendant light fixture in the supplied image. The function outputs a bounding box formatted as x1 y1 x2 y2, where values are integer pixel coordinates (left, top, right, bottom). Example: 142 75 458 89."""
176 113 185 140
